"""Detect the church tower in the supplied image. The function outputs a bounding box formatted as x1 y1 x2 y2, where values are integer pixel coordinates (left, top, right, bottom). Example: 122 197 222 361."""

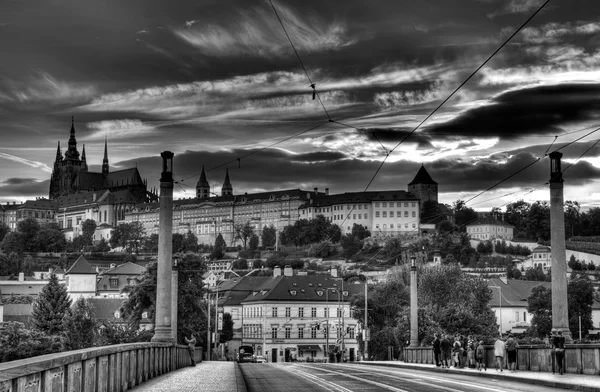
81 144 88 171
408 164 438 206
102 137 109 176
196 166 210 199
49 117 88 199
49 141 62 199
221 168 233 196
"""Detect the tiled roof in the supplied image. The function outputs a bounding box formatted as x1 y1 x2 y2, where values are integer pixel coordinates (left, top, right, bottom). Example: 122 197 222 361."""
408 165 437 186
100 262 146 276
88 297 126 320
57 190 108 208
532 245 551 253
241 275 365 303
105 168 143 188
102 189 136 205
66 255 97 275
75 172 105 191
299 191 418 209
467 216 514 228
18 199 57 210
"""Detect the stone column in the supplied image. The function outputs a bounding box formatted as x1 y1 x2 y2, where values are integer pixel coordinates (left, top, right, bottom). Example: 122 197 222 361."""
152 151 175 343
409 256 419 347
171 258 178 341
549 151 571 339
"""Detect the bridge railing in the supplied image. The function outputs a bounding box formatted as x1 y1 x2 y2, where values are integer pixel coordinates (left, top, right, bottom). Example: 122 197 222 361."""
404 344 600 375
0 342 203 392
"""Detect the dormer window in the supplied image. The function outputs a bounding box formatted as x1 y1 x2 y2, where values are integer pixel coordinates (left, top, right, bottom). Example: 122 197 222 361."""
110 278 119 287
343 291 349 297
290 290 297 296
316 290 324 296
114 311 120 319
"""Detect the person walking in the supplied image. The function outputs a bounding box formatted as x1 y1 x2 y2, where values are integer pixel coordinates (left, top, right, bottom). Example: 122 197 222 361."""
467 335 475 368
505 334 519 371
441 334 452 369
475 340 486 371
433 333 441 367
549 328 558 374
452 336 462 368
494 336 505 372
185 334 197 366
553 330 566 375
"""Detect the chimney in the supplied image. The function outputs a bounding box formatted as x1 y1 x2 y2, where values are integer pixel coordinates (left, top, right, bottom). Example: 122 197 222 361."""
325 188 329 196
92 192 97 202
284 265 293 277
330 267 338 278
273 266 281 278
110 263 116 269
18 272 24 282
314 187 318 194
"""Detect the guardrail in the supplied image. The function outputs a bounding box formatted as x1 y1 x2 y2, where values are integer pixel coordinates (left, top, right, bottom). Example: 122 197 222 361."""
0 342 203 392
404 344 600 375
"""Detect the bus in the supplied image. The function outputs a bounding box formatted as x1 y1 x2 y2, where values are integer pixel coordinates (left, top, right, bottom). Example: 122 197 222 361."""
238 345 255 363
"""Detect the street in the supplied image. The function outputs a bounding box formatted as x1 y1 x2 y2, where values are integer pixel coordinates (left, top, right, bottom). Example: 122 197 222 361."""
239 363 575 392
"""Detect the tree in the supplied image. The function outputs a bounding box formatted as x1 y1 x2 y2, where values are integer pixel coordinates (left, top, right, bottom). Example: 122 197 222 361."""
341 234 362 259
143 234 159 253
234 222 254 250
109 222 146 253
220 313 234 343
564 201 581 238
172 233 184 253
33 223 66 253
0 322 60 363
568 279 594 338
525 201 551 241
233 258 248 270
121 254 208 346
524 266 548 282
211 233 226 260
17 218 41 252
31 274 72 335
93 237 111 253
351 224 371 240
61 297 96 351
453 200 478 232
261 225 276 248
0 232 25 254
527 285 552 337
248 234 259 251
0 222 10 243
421 200 444 224
80 219 97 248
506 200 530 236
182 231 199 253
437 220 455 233
383 236 403 259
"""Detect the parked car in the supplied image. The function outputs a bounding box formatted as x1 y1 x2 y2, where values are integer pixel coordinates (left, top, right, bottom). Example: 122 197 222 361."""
254 355 267 363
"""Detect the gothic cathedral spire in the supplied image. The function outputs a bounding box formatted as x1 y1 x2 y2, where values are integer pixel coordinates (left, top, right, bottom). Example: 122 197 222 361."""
102 136 109 175
64 116 80 160
81 144 88 171
196 165 210 199
221 168 233 196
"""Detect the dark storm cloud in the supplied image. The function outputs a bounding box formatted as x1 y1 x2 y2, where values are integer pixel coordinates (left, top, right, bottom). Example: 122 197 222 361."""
425 83 600 140
0 179 49 197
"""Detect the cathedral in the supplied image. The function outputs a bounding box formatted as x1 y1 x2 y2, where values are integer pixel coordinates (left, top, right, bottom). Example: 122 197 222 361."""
49 118 156 203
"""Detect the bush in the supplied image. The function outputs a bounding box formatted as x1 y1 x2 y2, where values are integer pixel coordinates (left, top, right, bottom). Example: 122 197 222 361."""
307 241 333 258
238 249 256 259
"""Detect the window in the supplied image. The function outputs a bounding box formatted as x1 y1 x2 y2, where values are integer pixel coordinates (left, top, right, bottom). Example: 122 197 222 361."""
412 223 416 228
382 202 387 207
397 202 401 207
353 214 356 219
298 327 304 339
390 211 394 217
110 278 119 287
375 211 380 218
412 202 416 207
390 224 394 229
405 223 408 228
324 308 329 318
382 212 387 218
337 308 342 318
412 211 416 217
404 202 408 207
365 214 368 219
285 327 291 339
358 205 362 210
375 202 380 207
311 307 317 317
348 327 355 339
271 327 278 339
347 206 351 210
375 224 379 229
67 219 72 228
358 214 362 219
404 211 408 217
311 326 317 339
286 307 291 318
299 307 304 318
272 307 278 318
383 224 387 229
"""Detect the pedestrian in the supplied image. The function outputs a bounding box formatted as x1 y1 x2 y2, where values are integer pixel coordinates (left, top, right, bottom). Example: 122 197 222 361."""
494 335 505 372
553 330 566 375
505 334 519 371
452 336 462 368
433 333 441 367
441 334 452 369
549 328 558 374
461 335 468 368
475 340 486 371
467 335 475 368
185 334 197 366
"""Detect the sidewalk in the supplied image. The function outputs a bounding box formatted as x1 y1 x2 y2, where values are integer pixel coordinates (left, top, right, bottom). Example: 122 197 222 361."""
355 361 600 392
131 361 247 392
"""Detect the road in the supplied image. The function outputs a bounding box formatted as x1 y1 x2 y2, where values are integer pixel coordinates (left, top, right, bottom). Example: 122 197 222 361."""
239 363 574 392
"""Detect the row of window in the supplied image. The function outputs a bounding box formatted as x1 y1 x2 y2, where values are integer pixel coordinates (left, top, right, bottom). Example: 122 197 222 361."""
242 325 356 340
375 211 416 218
310 202 417 214
374 223 417 229
244 306 346 319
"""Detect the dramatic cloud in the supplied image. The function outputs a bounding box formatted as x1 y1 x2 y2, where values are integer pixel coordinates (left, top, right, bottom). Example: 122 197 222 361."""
0 153 52 173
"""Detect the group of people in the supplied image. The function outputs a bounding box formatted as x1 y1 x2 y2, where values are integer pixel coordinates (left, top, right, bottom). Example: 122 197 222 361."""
432 330 567 374
432 333 487 371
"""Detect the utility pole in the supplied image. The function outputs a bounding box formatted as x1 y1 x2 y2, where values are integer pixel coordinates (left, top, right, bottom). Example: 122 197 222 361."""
409 256 419 347
207 287 211 361
364 281 368 361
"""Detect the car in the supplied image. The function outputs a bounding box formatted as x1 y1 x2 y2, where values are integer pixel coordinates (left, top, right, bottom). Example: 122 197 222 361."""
254 355 267 363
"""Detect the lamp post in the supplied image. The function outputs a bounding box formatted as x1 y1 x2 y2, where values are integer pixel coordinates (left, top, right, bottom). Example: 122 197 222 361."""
171 256 179 341
325 286 341 362
409 256 419 347
490 285 502 336
363 280 368 361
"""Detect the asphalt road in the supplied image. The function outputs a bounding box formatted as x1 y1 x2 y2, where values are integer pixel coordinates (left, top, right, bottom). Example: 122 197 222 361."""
239 363 575 392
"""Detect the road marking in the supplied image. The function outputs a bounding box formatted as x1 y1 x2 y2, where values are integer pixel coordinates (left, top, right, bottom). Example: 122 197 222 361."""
274 364 352 392
329 364 513 392
294 364 412 392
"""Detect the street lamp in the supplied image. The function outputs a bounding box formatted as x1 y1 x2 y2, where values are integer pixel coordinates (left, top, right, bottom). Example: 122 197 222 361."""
325 287 341 362
490 285 502 336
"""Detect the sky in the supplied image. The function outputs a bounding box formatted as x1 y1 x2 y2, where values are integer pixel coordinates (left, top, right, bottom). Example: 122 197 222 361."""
2 0 600 211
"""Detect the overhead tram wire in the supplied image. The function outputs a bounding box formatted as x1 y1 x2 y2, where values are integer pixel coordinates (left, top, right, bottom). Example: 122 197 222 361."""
268 0 331 121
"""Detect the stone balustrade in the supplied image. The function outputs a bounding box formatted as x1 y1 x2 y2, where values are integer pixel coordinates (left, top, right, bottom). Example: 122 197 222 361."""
0 343 203 392
404 344 600 375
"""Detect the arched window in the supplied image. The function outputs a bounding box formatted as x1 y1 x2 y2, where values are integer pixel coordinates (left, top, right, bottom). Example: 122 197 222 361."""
104 210 107 222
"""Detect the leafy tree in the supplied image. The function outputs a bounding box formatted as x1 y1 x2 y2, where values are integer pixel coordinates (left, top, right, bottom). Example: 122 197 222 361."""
383 236 403 259
280 215 337 246
17 218 41 252
248 234 259 251
109 222 146 253
568 255 583 271
568 279 594 337
525 201 551 241
351 224 371 240
0 222 10 243
341 234 362 259
182 230 199 253
233 258 248 270
61 297 96 351
252 259 263 269
80 219 97 247
172 233 184 253
421 200 444 224
0 232 25 254
220 313 234 343
121 254 208 346
437 220 455 233
524 266 548 282
234 221 254 250
261 225 277 248
33 223 66 253
453 200 478 232
143 233 159 253
93 237 111 252
96 321 153 345
564 201 581 238
211 233 226 260
0 322 61 363
506 200 530 236
31 274 72 335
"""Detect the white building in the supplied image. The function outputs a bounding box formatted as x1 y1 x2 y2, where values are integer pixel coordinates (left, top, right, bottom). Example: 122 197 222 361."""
467 216 514 240
65 255 97 299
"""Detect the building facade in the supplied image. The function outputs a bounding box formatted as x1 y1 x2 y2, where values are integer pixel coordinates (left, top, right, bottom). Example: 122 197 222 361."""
15 198 58 225
466 216 514 240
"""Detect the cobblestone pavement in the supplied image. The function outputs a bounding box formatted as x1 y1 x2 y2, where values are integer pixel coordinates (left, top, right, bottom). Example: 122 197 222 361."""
131 361 244 392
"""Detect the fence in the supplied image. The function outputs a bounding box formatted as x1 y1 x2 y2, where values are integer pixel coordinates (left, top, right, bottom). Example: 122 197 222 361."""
404 344 600 375
0 343 203 392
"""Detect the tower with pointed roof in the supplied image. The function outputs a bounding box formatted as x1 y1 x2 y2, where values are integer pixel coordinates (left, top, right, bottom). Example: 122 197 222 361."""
49 117 88 199
408 164 438 206
102 137 109 176
221 168 233 196
196 166 210 199
81 144 88 171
